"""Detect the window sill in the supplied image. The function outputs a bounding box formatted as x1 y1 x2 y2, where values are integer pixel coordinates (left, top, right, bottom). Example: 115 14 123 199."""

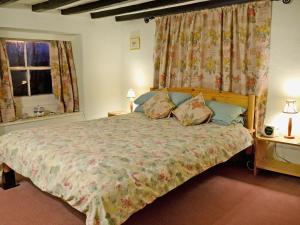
0 112 84 127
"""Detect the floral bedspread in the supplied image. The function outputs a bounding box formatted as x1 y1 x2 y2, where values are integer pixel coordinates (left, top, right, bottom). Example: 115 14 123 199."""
0 113 252 225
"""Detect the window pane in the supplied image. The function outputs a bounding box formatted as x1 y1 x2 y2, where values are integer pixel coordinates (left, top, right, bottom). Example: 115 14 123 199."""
11 70 28 96
30 70 52 95
6 41 25 67
27 42 50 67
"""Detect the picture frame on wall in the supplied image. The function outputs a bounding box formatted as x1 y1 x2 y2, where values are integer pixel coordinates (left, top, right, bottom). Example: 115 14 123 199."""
130 37 140 50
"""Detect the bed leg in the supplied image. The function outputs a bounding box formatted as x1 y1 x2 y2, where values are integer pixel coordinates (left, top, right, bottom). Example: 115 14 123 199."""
2 164 18 190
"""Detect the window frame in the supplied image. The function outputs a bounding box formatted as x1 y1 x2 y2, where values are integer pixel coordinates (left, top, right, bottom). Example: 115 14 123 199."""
6 40 52 97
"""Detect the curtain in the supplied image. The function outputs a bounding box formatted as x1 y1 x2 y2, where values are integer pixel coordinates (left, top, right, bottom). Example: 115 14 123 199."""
51 41 79 113
0 40 16 123
153 0 272 130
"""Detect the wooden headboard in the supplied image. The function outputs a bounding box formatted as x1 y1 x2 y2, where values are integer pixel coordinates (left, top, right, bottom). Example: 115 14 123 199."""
151 87 255 132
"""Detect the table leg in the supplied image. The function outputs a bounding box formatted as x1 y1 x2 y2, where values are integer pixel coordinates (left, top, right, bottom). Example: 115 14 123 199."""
2 164 18 190
253 140 257 176
254 165 259 176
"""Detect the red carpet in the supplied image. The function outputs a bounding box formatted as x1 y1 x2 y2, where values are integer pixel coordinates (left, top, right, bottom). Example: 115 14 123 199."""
0 164 300 225
0 182 85 225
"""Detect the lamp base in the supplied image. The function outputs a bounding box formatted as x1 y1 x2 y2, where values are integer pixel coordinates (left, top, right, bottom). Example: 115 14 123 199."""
284 135 295 139
129 101 133 113
285 117 295 139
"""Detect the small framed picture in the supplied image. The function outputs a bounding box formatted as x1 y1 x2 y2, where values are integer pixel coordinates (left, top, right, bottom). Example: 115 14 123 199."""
130 37 140 50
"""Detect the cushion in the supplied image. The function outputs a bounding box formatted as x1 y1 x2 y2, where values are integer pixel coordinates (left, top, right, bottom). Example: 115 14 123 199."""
206 100 246 126
134 91 192 107
173 94 212 126
143 92 175 119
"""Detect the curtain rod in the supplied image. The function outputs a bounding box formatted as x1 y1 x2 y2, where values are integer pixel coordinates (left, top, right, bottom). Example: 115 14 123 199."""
115 0 291 23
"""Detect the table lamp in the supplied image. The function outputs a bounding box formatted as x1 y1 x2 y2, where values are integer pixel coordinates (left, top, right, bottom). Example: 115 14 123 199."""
283 99 298 139
127 89 136 112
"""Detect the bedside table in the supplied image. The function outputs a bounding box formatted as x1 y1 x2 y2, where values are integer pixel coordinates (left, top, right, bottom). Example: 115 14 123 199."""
254 135 300 177
108 111 127 117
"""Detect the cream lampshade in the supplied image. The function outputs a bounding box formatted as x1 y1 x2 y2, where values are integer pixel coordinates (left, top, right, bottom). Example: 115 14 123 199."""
283 99 298 139
127 89 136 112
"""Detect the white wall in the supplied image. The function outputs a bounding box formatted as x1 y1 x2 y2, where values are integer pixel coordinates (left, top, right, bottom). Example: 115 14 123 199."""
265 1 300 135
80 19 124 119
119 20 155 111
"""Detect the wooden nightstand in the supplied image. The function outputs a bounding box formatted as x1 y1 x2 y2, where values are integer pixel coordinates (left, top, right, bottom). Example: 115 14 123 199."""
108 111 127 117
254 135 300 177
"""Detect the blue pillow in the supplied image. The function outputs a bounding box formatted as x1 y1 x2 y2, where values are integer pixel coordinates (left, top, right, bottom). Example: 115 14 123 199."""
134 91 192 107
168 92 192 106
134 91 157 105
134 105 144 113
206 100 246 125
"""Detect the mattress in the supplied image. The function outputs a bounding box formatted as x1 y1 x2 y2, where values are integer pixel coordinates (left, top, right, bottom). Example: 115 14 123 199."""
0 113 253 225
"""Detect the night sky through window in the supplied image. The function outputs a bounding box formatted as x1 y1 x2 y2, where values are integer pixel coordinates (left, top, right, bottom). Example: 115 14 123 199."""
6 40 52 96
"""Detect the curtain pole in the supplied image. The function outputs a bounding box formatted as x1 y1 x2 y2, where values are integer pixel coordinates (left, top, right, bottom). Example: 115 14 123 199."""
141 0 291 24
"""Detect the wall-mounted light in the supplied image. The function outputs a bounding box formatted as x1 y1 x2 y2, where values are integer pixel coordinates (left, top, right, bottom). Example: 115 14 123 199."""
144 16 155 23
282 0 291 4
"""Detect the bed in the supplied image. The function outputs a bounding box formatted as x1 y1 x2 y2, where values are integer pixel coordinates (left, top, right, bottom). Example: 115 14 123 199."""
0 88 255 225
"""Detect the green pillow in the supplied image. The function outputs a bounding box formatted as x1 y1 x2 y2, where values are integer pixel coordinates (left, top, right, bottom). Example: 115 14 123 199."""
206 100 246 125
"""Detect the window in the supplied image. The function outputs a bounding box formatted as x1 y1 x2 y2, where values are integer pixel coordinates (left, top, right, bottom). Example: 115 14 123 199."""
6 40 52 97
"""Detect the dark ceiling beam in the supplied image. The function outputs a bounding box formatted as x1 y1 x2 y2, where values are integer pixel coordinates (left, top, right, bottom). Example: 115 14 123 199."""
91 0 196 19
0 0 18 6
32 0 80 12
115 0 260 22
61 0 129 15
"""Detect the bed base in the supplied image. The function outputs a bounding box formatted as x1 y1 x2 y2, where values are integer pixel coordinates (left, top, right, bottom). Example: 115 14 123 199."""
1 164 18 190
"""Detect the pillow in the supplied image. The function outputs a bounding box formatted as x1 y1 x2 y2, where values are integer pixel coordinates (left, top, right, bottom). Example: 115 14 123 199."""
211 116 245 126
134 91 192 107
134 105 144 113
168 92 192 106
206 100 246 125
173 94 212 126
134 91 157 105
143 92 175 119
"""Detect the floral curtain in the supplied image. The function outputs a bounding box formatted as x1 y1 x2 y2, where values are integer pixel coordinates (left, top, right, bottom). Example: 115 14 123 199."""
0 40 16 123
153 0 272 130
51 41 79 113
